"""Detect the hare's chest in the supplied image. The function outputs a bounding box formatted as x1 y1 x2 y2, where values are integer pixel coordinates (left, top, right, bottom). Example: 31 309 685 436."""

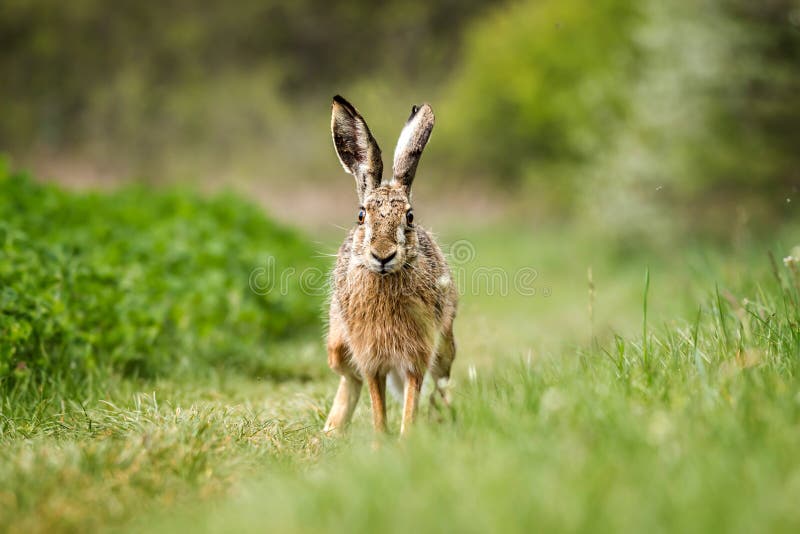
338 277 437 373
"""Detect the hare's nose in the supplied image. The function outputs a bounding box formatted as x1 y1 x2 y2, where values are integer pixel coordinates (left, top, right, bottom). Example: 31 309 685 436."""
371 249 397 266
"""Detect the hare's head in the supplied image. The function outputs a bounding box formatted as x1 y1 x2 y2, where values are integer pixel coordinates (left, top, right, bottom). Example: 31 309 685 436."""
331 95 434 275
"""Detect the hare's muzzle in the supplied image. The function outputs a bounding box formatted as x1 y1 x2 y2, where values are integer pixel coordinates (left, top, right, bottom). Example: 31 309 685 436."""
369 245 399 273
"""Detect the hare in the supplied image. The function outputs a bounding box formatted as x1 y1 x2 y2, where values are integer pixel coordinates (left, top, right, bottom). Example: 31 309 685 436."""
323 95 458 436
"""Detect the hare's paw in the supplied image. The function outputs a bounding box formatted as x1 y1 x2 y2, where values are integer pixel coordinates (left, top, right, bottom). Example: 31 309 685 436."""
428 378 455 423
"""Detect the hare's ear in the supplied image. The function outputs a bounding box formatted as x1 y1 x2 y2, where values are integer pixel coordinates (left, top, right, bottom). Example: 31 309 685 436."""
392 103 434 193
331 95 383 202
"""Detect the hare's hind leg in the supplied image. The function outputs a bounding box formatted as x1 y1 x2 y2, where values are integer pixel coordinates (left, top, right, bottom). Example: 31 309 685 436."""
323 313 362 434
430 326 456 411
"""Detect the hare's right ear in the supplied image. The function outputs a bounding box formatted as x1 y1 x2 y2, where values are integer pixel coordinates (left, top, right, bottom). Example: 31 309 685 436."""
331 95 383 202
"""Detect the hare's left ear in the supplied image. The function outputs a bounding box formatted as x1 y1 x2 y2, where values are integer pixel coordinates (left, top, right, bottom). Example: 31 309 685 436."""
392 103 434 193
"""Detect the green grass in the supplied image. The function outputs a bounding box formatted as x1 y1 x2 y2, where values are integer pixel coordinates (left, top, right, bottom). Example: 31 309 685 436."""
1 171 799 533
149 249 800 534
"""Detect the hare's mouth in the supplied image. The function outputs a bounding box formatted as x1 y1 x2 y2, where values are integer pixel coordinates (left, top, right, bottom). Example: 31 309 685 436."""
373 264 399 275
367 259 401 275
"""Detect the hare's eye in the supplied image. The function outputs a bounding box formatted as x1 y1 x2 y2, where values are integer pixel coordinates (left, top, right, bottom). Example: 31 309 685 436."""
406 210 414 226
357 208 366 224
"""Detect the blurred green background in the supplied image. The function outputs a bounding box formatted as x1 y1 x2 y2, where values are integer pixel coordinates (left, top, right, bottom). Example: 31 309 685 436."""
2 2 800 532
2 0 798 235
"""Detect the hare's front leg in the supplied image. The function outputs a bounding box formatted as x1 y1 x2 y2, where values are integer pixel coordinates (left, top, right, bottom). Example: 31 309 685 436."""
323 373 361 434
366 372 388 433
323 316 362 434
400 372 423 436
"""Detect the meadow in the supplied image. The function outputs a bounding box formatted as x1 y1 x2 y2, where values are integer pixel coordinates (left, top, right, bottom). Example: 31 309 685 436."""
2 1 799 532
1 165 799 533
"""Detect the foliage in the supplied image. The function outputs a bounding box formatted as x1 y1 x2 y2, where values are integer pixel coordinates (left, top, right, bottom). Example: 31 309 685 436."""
2 0 797 219
0 0 494 152
441 0 800 206
717 0 800 191
582 0 800 236
439 0 641 184
0 167 324 391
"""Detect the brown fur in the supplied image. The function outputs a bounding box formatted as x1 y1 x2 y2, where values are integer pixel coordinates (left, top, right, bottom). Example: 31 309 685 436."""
323 96 458 436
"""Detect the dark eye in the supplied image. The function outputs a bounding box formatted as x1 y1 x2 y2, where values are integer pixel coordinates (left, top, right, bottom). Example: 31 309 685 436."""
357 208 366 224
406 210 414 226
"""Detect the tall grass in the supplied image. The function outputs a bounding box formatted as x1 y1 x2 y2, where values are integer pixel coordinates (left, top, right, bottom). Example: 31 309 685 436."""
148 256 800 533
1 172 799 532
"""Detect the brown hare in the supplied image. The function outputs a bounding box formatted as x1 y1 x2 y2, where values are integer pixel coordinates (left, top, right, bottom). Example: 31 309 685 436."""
323 95 458 436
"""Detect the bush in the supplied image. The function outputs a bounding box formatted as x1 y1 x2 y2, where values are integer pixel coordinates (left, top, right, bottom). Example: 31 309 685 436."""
0 165 324 390
439 0 640 187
